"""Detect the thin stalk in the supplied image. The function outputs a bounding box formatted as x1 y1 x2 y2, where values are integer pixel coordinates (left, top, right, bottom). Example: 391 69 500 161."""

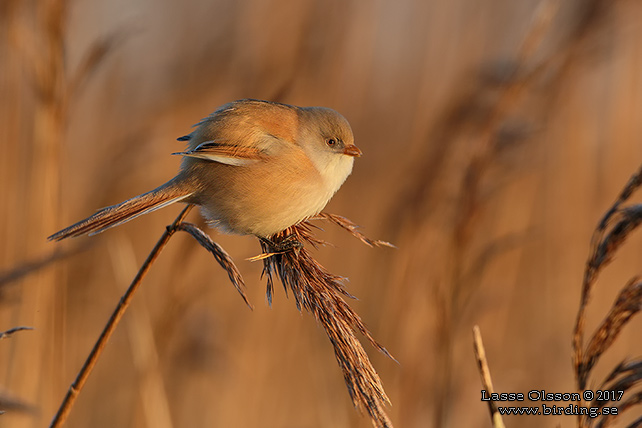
473 326 506 428
49 204 193 428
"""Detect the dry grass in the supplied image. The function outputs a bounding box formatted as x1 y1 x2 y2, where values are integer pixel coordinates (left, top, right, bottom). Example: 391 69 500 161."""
0 327 33 341
475 163 642 428
46 205 394 427
2 0 642 427
573 164 642 428
260 218 394 428
394 2 559 425
48 204 251 427
473 326 506 428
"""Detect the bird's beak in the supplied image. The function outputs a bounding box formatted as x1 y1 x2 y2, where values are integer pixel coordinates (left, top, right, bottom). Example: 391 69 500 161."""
343 145 362 157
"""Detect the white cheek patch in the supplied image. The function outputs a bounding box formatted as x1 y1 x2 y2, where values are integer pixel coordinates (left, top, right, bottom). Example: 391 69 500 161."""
318 155 355 195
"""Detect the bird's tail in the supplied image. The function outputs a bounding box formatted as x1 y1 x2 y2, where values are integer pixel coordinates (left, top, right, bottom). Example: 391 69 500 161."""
48 179 194 241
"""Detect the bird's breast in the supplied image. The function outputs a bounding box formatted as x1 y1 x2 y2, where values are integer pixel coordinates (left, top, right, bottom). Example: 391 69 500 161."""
194 152 336 238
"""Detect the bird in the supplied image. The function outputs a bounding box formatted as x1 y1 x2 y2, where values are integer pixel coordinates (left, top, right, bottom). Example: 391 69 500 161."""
48 99 361 242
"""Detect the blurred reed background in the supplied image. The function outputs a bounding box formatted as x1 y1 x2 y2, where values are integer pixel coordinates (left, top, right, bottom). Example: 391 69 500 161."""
1 0 642 427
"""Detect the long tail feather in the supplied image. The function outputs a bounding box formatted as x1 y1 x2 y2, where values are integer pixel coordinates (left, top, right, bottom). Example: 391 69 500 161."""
48 181 193 241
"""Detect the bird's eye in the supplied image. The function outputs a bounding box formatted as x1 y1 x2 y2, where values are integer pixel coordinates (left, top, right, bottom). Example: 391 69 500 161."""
326 138 337 147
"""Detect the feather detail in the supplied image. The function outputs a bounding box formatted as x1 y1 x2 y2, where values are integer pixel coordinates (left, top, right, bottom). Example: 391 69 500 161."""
173 140 266 166
48 182 193 241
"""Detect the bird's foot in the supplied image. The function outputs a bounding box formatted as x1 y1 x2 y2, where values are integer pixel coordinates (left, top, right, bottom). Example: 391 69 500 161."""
260 234 303 253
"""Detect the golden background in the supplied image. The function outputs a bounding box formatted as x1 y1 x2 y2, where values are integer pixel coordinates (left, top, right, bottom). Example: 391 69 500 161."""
1 0 642 427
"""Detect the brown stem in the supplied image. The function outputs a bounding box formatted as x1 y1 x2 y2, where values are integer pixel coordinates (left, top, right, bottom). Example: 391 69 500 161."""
473 326 505 428
48 204 194 428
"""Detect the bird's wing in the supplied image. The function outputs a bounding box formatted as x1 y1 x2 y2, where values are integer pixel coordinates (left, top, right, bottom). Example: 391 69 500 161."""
172 140 269 166
174 100 300 166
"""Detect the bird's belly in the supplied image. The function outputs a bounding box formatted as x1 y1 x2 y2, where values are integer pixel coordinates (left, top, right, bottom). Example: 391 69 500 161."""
201 186 331 237
196 162 332 237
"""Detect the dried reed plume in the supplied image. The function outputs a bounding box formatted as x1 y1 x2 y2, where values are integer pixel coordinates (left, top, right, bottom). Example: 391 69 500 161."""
260 213 395 428
573 163 642 428
49 208 393 427
473 163 642 428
